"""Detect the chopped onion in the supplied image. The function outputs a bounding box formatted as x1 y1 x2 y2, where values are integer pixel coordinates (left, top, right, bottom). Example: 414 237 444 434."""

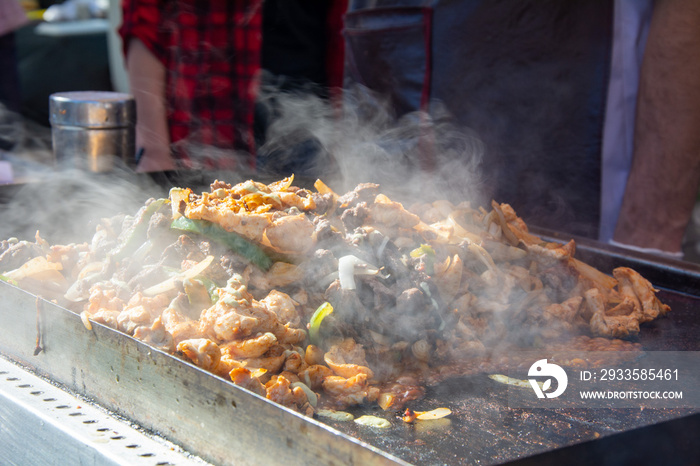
376 235 390 259
80 311 93 331
369 330 393 346
354 415 391 428
418 282 440 313
316 409 354 422
265 262 303 287
290 381 318 407
76 261 106 280
411 339 431 362
4 256 64 283
415 407 451 420
338 255 379 290
489 374 543 390
378 393 395 411
249 367 268 379
313 178 334 196
446 210 483 243
571 258 618 291
63 282 86 303
319 271 339 288
491 201 520 245
143 255 214 296
468 243 499 274
64 261 108 302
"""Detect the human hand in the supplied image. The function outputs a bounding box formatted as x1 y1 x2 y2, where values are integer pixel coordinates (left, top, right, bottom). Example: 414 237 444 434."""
135 146 177 173
126 39 175 173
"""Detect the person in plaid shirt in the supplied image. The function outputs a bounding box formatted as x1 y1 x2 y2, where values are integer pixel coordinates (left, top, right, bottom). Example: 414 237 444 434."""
120 0 346 172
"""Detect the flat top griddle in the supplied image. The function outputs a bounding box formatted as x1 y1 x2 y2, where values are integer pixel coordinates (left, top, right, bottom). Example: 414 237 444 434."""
1 226 698 465
309 288 700 466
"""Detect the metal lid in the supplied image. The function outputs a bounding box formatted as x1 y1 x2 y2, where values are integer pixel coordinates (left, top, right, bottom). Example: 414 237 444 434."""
49 91 136 129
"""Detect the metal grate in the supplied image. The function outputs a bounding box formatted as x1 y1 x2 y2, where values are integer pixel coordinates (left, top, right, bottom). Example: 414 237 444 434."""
0 356 211 466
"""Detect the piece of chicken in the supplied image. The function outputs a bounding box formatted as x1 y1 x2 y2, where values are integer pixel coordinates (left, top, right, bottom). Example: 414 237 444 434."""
117 293 169 335
369 194 421 228
263 213 316 254
527 240 576 263
86 285 124 314
613 267 670 323
586 288 641 338
133 316 174 351
543 296 583 325
177 338 222 372
324 339 374 379
161 307 201 345
229 367 265 396
83 285 125 329
298 364 334 390
199 296 264 342
282 350 305 373
259 290 302 327
321 373 374 406
265 374 309 410
220 332 278 359
185 198 272 243
241 345 287 373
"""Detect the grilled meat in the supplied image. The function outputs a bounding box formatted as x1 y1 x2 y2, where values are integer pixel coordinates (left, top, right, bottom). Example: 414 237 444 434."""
0 176 672 414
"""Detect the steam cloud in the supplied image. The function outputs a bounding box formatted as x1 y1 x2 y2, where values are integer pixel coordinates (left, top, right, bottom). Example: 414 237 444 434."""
0 81 618 390
256 81 487 208
0 99 165 244
2 84 487 245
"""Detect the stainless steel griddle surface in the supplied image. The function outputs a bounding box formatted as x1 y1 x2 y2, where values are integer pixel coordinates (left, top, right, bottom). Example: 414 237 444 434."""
320 288 700 465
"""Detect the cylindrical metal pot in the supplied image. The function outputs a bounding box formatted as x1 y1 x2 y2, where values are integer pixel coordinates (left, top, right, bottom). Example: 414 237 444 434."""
49 91 136 172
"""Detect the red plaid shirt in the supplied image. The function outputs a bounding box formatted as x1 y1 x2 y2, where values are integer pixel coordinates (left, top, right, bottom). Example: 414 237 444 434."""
120 0 346 170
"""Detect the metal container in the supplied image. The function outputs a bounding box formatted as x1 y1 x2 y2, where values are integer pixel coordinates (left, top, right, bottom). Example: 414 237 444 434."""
49 91 136 172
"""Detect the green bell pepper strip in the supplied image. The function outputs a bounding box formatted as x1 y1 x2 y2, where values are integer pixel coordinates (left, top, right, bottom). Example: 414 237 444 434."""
170 216 273 271
409 243 435 258
410 243 436 275
162 265 221 304
0 274 18 286
110 198 167 261
195 275 220 303
308 301 334 346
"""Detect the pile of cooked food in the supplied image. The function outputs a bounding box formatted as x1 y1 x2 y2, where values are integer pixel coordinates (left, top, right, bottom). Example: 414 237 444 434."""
0 176 670 416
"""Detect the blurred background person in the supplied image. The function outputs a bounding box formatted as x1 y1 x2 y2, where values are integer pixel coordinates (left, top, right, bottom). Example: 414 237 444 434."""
611 0 700 258
0 0 28 154
119 0 347 177
343 0 700 258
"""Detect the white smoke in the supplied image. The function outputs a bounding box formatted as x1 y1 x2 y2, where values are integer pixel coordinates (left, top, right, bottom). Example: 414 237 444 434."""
253 81 486 208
